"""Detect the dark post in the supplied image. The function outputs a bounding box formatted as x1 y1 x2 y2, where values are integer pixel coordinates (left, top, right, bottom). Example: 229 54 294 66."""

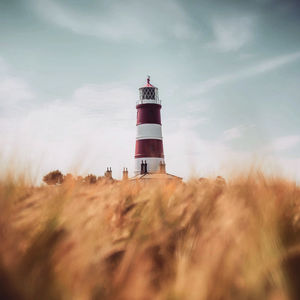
141 160 145 174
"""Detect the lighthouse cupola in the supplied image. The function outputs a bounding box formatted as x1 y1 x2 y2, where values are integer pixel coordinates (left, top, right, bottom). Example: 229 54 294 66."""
138 76 160 105
134 76 165 175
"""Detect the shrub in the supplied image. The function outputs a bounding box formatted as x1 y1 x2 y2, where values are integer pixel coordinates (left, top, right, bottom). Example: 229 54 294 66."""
43 170 64 185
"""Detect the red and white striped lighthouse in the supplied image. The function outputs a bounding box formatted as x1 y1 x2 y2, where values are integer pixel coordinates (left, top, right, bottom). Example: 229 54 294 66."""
135 76 165 175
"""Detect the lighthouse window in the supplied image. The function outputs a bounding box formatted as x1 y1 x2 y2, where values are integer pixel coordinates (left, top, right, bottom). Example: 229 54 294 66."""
142 87 156 100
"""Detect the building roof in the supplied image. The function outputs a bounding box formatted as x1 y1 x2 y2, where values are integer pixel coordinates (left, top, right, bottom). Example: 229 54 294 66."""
130 172 182 181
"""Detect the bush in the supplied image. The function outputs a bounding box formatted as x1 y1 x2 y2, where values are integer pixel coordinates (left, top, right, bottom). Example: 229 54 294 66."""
43 170 64 185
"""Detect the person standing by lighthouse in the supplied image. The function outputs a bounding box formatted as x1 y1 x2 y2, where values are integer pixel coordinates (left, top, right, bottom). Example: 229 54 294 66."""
135 76 165 175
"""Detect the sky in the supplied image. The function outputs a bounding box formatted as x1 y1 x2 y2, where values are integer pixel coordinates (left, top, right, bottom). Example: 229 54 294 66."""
0 0 300 182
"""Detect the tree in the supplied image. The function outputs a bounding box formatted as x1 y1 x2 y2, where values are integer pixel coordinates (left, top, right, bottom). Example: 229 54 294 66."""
43 170 64 185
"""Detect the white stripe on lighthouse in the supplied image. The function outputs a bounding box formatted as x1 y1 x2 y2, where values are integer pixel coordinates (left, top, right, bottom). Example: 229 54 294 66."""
136 123 162 140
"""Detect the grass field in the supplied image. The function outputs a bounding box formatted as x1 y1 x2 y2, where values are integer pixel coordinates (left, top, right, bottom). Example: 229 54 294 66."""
1 173 300 300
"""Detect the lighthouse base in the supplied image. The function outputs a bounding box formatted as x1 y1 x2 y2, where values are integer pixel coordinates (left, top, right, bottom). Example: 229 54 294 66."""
134 157 164 175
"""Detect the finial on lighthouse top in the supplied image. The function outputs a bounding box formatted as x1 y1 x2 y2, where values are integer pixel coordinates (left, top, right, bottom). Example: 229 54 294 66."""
145 75 153 87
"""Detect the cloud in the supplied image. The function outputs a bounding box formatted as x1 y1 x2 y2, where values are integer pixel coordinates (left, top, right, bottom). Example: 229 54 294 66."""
0 57 35 112
269 135 300 152
164 118 255 179
0 77 34 104
222 125 256 142
1 82 300 182
72 83 135 122
208 16 255 52
0 70 253 181
275 156 300 183
190 51 300 95
0 58 299 182
163 118 300 181
222 127 243 141
0 77 137 181
29 0 196 42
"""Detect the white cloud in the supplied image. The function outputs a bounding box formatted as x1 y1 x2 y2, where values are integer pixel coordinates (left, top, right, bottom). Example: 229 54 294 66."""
222 127 243 141
269 135 300 152
164 119 255 179
0 78 137 181
0 57 35 112
0 72 253 181
29 0 196 42
0 77 34 105
0 58 299 183
275 157 300 183
222 125 255 142
208 16 255 52
190 51 300 95
72 83 135 119
1 85 300 182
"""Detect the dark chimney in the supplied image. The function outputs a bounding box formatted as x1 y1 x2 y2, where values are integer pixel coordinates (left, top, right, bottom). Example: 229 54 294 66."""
105 167 112 179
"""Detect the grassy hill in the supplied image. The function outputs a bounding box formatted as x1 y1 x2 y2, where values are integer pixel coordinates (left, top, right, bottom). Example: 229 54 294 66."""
0 173 300 300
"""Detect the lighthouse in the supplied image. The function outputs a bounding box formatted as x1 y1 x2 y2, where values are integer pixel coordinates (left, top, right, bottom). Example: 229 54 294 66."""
134 76 165 175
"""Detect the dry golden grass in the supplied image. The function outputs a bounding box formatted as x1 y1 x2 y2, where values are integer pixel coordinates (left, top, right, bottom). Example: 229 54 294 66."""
1 173 300 300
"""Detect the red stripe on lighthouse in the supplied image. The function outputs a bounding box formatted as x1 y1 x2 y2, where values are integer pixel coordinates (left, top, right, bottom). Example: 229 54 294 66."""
135 139 164 158
136 104 161 125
